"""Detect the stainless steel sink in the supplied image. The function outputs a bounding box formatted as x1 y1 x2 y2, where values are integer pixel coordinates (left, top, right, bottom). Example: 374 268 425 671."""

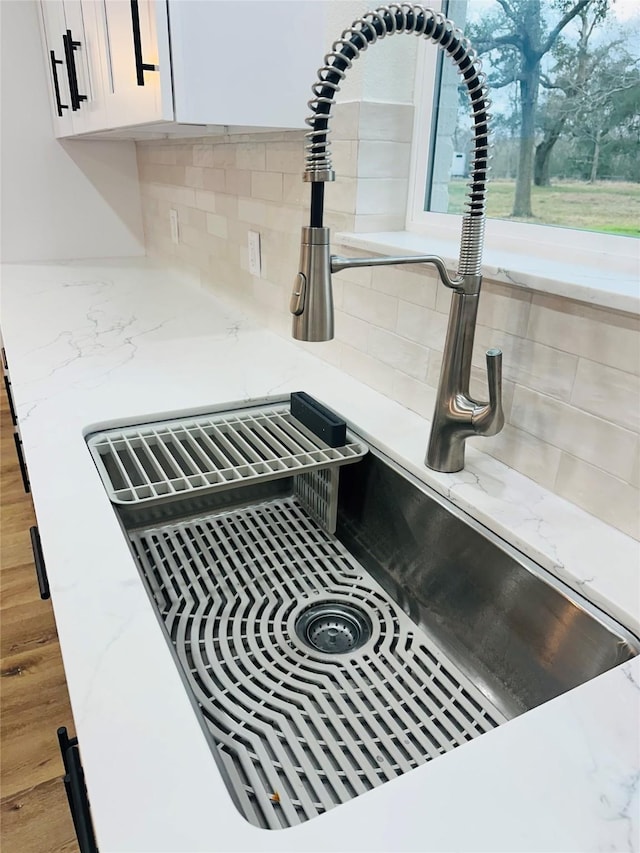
336 451 638 717
87 403 639 830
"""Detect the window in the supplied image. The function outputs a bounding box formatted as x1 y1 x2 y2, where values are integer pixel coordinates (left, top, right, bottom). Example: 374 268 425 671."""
408 0 639 263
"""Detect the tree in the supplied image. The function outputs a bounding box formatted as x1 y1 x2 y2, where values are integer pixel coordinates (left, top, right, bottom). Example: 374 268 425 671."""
566 50 640 181
468 0 606 217
535 1 613 186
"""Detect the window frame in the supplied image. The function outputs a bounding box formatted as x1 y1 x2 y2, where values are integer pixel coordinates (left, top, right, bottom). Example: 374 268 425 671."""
404 1 639 276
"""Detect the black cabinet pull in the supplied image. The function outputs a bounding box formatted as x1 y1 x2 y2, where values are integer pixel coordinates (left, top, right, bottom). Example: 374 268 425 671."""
49 50 69 116
62 29 87 110
57 728 99 853
3 375 17 426
13 433 30 494
1 347 8 371
29 526 50 600
130 0 157 86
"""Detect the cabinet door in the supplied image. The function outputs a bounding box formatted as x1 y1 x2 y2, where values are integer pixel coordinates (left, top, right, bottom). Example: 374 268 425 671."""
39 1 74 137
168 0 328 128
101 0 172 127
62 0 109 134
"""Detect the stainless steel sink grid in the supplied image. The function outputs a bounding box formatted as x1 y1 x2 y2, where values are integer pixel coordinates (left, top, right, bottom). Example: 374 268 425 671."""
128 496 506 829
89 401 639 832
86 405 366 512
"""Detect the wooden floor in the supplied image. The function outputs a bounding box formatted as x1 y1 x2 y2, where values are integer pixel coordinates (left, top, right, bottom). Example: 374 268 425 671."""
0 385 79 852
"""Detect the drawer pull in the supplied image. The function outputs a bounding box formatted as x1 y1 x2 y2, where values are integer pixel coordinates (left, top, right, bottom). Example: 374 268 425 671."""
13 432 30 493
57 727 99 853
29 526 50 600
49 50 69 116
62 29 87 111
3 374 17 426
130 0 157 85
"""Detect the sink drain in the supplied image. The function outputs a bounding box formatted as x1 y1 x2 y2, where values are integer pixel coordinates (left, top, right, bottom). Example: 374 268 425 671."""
295 602 372 654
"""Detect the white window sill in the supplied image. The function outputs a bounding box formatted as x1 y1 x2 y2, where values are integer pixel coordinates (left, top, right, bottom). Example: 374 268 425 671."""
336 230 640 316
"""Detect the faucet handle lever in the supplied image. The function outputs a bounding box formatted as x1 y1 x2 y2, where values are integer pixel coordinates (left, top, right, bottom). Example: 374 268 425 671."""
486 348 502 407
473 348 504 437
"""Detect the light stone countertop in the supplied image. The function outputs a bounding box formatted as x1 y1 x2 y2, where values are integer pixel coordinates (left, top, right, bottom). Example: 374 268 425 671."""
1 257 638 853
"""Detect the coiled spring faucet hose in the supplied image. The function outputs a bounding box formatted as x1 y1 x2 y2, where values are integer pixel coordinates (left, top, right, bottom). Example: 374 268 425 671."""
304 3 490 276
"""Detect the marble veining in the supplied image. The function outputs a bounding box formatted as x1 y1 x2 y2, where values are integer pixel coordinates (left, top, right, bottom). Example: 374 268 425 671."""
1 258 638 853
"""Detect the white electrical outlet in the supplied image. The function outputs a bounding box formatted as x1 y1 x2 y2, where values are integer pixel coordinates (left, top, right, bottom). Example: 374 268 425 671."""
169 209 179 245
248 230 261 277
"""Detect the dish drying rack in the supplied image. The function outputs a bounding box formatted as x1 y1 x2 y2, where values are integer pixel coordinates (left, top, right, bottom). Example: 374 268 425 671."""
86 402 368 532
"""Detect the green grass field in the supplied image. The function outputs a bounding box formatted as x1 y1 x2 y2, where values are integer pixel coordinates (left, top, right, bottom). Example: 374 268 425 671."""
447 179 640 237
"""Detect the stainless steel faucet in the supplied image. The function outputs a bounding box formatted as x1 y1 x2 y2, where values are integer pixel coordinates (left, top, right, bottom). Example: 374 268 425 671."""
290 4 504 472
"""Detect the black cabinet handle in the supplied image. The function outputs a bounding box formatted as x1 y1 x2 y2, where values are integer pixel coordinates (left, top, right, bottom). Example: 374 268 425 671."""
62 29 87 111
2 347 8 371
57 728 99 853
130 0 157 86
29 526 50 600
13 433 30 494
49 50 69 116
3 375 17 426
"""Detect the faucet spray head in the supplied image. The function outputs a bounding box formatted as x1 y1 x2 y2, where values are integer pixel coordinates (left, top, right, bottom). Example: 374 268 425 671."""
291 226 334 342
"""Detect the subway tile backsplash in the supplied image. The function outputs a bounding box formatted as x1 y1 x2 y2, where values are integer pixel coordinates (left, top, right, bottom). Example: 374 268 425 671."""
136 113 640 540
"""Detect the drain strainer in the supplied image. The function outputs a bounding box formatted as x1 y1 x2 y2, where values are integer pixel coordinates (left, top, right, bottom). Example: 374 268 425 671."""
295 601 372 653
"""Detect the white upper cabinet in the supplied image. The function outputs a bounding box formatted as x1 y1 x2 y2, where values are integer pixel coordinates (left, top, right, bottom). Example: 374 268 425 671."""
38 0 328 138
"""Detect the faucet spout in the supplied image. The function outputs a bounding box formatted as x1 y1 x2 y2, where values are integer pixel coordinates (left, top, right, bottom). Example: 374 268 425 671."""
291 4 504 473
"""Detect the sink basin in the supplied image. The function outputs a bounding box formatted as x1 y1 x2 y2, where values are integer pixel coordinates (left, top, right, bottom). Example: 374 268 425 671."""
87 401 639 830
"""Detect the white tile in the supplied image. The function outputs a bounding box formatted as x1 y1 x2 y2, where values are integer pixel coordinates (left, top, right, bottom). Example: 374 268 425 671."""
392 371 434 419
194 190 217 213
477 281 532 338
206 213 228 240
324 210 356 232
184 166 204 188
396 301 448 350
474 327 578 402
631 438 640 489
237 198 268 226
202 168 225 192
251 172 283 202
343 282 397 330
510 386 638 481
265 204 304 234
357 141 411 179
371 265 438 308
331 101 360 141
340 343 396 396
215 195 239 219
192 144 215 167
571 358 640 433
331 141 359 178
224 169 251 197
325 177 357 215
468 424 562 491
356 178 408 216
368 327 429 380
555 454 640 540
527 294 640 374
235 142 266 171
359 102 414 142
210 144 236 168
333 256 372 287
265 141 305 175
283 173 305 206
335 310 370 352
353 213 405 232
